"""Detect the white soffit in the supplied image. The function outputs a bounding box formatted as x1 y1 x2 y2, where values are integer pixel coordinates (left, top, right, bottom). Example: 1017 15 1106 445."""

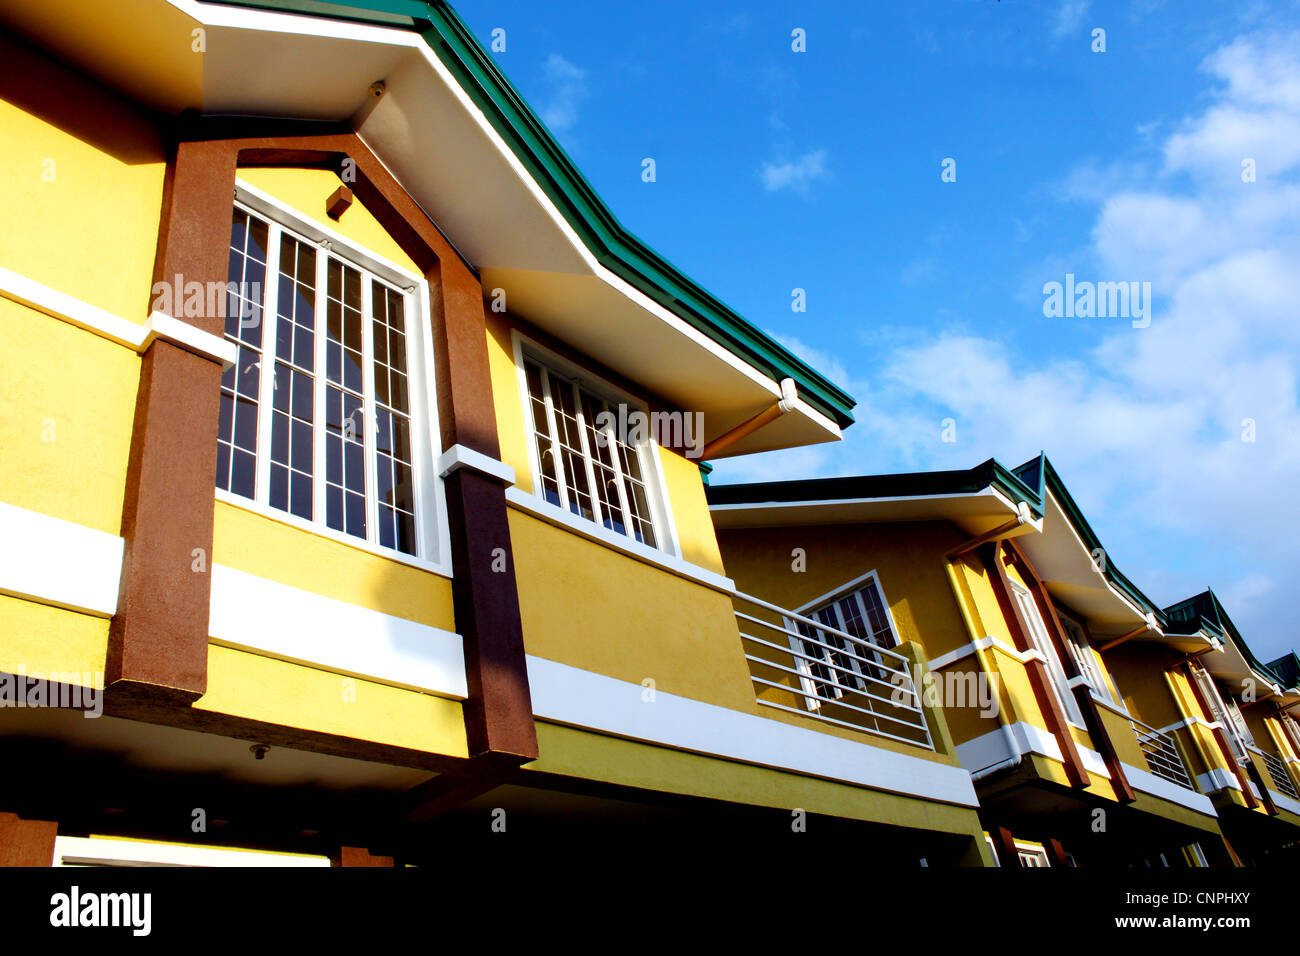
3 0 844 453
1017 491 1147 630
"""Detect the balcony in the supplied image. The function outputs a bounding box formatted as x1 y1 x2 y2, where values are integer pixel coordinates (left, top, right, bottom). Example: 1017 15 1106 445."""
1129 715 1197 791
729 588 934 749
1250 745 1300 800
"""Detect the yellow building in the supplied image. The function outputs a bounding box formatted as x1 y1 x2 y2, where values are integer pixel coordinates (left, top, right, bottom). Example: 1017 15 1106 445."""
709 455 1300 866
0 0 993 866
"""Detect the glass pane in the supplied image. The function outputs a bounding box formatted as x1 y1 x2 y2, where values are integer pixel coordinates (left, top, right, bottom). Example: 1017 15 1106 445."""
216 209 269 500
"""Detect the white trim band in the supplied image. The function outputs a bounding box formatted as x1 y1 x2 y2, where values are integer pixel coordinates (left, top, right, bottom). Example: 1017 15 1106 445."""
208 564 467 699
0 502 123 617
0 266 234 368
526 655 979 807
437 444 516 486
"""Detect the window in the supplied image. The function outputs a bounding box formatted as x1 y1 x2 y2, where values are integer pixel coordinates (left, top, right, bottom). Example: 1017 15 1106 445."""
1008 579 1085 726
1015 842 1051 867
1059 613 1113 703
522 354 660 548
216 196 439 563
1189 662 1249 765
790 575 899 709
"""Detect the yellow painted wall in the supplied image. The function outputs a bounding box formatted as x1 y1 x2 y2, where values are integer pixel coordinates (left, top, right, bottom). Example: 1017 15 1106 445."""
212 502 455 630
0 302 138 534
0 594 107 683
530 721 987 840
509 508 754 711
485 311 532 495
196 645 467 758
0 46 165 323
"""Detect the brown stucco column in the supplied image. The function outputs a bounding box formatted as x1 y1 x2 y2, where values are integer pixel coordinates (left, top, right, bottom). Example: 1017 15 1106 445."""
427 260 537 763
107 139 236 705
0 812 57 867
990 826 1022 868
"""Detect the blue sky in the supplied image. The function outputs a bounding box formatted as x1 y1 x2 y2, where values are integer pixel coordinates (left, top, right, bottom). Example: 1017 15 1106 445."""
456 0 1300 662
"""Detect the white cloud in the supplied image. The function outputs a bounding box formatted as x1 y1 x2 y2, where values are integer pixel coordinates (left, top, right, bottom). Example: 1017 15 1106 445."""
716 29 1300 656
1052 0 1091 39
760 149 829 195
539 53 588 132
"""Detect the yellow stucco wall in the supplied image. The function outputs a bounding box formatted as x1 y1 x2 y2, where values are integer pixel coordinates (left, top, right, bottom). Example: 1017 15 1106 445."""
529 722 987 840
0 302 138 534
196 645 467 757
0 595 107 685
509 508 754 711
0 49 165 323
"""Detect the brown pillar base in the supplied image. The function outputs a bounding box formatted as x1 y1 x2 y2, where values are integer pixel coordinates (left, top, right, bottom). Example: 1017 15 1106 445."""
0 812 57 867
332 847 394 867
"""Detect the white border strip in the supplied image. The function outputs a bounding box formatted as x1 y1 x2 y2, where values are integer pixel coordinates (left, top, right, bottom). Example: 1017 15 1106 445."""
928 635 1044 671
54 835 330 867
208 564 467 699
0 502 123 617
0 265 234 367
437 444 516 486
526 655 979 807
957 722 1218 816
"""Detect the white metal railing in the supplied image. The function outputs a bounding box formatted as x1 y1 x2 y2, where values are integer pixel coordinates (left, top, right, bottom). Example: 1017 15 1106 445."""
729 588 933 749
1251 746 1300 800
1130 716 1196 791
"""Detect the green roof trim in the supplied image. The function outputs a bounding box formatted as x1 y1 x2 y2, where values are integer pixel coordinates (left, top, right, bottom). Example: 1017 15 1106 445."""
208 0 857 429
705 455 1044 519
1165 590 1298 691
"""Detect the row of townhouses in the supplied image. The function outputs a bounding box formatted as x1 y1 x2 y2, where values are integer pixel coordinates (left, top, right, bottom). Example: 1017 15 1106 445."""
2 0 1297 868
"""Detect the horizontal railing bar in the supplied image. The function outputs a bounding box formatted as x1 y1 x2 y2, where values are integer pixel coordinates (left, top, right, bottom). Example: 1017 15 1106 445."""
739 634 919 702
734 610 907 670
743 647 925 712
738 628 910 682
749 675 928 731
743 655 925 716
1131 718 1195 789
754 698 934 749
730 594 910 664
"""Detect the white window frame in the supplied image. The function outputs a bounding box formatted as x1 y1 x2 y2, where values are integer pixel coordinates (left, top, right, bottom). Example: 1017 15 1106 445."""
788 569 903 712
1015 841 1051 867
512 331 679 558
216 178 452 577
1007 579 1086 729
1058 611 1115 704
